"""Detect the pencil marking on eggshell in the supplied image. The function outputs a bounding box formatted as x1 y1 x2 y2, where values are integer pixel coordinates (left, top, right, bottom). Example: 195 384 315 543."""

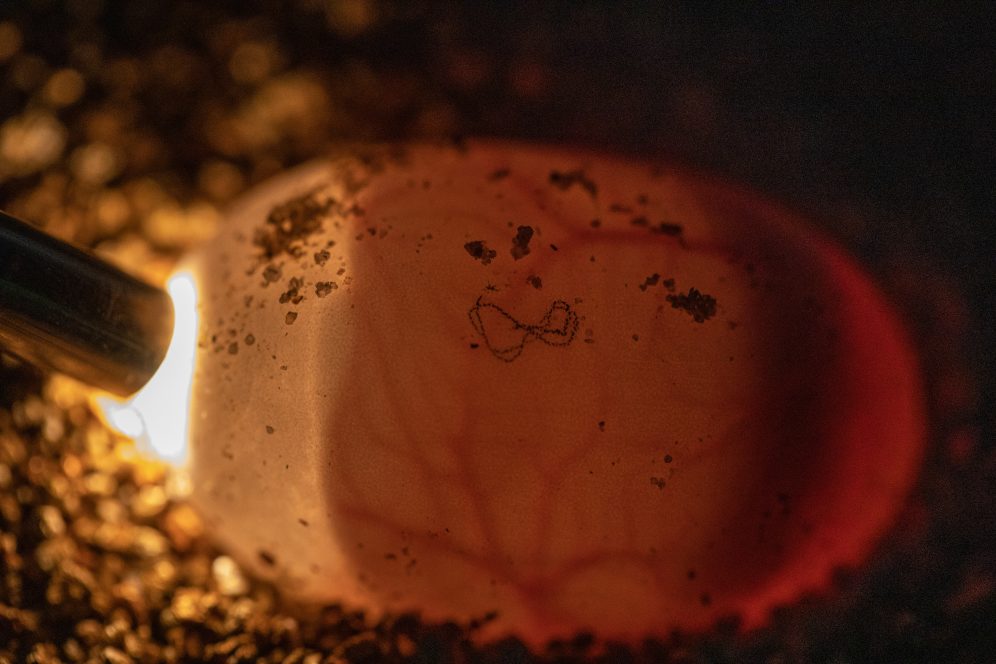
468 296 579 362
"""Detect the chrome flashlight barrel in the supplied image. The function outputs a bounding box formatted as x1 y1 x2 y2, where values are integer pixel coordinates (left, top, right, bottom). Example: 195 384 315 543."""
0 210 173 396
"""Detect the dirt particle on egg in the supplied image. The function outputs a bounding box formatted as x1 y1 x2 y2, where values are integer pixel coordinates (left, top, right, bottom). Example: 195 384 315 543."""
258 550 277 566
315 281 337 297
510 225 534 260
631 216 683 238
666 288 718 323
244 333 255 345
285 311 298 325
314 249 330 266
261 263 281 286
265 425 274 434
464 240 497 265
488 167 510 181
253 189 336 261
527 275 542 289
664 454 673 463
227 342 238 355
662 277 676 292
590 219 601 228
651 477 667 491
549 169 597 198
652 222 684 237
598 420 605 432
279 276 304 304
297 518 309 527
639 273 660 291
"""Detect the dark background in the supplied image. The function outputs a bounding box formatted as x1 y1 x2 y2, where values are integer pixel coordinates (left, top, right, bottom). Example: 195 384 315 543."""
0 2 993 662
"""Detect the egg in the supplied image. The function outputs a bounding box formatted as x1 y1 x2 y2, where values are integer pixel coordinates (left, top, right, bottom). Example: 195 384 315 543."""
181 141 925 646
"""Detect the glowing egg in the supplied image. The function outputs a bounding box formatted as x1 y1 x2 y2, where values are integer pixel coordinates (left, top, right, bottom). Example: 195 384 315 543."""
134 142 927 645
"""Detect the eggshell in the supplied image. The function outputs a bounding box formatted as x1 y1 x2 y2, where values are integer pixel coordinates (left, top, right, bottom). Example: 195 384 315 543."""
184 141 925 645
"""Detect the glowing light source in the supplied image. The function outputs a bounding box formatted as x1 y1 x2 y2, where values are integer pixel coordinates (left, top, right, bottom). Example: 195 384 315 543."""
98 271 198 468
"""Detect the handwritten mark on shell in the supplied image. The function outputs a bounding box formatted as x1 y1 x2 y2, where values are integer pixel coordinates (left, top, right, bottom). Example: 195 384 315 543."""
468 297 580 362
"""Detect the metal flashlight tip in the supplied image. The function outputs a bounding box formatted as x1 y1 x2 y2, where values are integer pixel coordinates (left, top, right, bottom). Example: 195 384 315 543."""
0 210 174 397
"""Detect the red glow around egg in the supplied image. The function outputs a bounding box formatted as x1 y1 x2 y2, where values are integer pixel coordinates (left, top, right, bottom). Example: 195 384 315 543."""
182 142 926 646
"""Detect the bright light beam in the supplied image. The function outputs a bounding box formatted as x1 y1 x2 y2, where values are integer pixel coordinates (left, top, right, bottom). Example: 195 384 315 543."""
98 271 199 468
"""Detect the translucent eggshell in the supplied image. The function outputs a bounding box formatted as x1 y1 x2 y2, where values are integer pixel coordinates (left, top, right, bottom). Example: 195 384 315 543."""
185 141 925 645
